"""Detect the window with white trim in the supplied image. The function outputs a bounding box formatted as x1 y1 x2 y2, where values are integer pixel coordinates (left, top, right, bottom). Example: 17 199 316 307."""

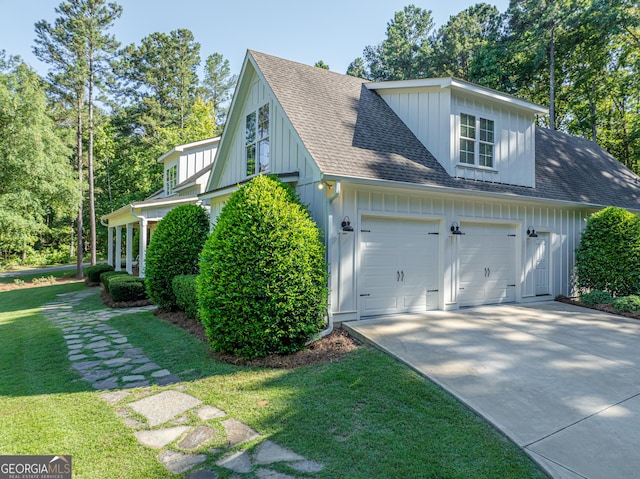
245 103 270 176
166 164 177 195
459 113 495 168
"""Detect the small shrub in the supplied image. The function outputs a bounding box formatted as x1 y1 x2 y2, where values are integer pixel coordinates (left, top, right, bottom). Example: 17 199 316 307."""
612 295 640 313
172 274 199 319
198 175 328 359
100 270 129 290
12 278 25 287
579 290 613 307
86 263 115 283
145 204 209 310
109 276 147 302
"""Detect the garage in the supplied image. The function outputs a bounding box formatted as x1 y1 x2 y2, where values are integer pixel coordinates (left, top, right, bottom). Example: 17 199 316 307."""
359 216 439 316
457 222 517 307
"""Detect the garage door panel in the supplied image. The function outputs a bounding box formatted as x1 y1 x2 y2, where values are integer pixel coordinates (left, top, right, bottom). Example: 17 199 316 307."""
360 216 439 316
458 223 516 307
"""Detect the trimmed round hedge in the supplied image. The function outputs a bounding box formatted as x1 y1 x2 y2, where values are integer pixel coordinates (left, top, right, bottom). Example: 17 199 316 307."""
197 175 328 359
575 206 640 297
145 204 210 309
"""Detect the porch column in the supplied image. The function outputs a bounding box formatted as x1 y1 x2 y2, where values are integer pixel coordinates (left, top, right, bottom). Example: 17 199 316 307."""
126 223 133 275
138 218 148 278
115 226 122 271
107 227 114 267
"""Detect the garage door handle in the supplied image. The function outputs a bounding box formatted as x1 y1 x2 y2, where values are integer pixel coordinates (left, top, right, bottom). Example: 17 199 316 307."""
401 271 404 281
484 267 488 277
487 268 490 277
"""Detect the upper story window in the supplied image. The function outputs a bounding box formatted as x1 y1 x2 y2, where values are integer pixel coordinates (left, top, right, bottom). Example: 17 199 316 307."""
459 113 495 168
246 103 270 176
166 164 177 195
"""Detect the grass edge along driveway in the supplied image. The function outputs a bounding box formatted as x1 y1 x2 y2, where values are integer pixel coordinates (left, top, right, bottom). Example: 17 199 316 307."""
0 283 548 479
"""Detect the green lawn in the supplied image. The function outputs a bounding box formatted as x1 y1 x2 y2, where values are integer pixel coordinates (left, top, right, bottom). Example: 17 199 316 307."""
0 282 548 478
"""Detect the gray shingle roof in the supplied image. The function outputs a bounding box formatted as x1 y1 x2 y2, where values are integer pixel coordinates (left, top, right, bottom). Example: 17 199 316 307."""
250 50 640 210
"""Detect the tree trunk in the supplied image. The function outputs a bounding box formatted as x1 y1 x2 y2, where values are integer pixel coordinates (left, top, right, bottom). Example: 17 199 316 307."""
549 22 556 131
88 50 97 266
76 95 84 279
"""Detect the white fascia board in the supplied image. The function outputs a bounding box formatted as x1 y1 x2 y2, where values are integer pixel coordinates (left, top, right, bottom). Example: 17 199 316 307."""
321 174 626 212
157 136 220 163
366 77 548 115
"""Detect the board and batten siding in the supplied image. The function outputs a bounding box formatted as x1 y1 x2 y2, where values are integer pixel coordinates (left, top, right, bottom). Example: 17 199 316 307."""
326 183 590 319
376 87 537 188
180 145 216 180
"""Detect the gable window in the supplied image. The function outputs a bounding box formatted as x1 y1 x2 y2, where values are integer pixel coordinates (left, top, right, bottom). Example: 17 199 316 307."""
166 164 177 195
459 113 495 168
246 103 270 176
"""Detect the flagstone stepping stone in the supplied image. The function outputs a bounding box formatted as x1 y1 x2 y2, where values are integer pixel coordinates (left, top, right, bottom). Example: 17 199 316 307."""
135 426 191 448
64 334 81 339
178 426 217 450
194 405 226 420
129 391 202 427
158 450 207 474
216 451 252 473
221 419 261 447
122 375 145 382
132 362 160 374
255 468 297 479
68 343 84 350
69 354 88 361
184 469 218 479
93 376 118 390
112 336 128 344
86 340 111 349
82 369 113 382
72 360 102 371
151 369 170 378
288 460 324 473
94 350 119 359
253 440 305 464
123 347 144 357
122 380 150 389
100 390 131 405
104 357 131 367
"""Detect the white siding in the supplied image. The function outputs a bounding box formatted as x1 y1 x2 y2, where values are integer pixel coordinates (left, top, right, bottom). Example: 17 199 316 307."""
327 183 592 319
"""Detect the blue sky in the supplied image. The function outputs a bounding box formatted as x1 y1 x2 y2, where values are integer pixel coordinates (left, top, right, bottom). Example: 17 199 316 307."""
1 0 509 77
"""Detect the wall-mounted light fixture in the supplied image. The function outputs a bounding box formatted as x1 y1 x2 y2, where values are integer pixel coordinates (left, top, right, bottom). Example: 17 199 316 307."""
341 216 354 232
527 226 538 238
450 222 464 235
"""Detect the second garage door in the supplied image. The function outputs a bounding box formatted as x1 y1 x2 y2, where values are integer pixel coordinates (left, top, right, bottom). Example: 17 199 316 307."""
359 216 439 316
458 223 516 307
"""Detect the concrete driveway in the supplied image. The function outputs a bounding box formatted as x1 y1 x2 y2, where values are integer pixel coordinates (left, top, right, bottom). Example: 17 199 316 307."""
344 301 640 479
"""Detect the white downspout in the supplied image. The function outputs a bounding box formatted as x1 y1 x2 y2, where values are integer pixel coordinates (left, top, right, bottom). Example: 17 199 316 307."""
318 181 340 338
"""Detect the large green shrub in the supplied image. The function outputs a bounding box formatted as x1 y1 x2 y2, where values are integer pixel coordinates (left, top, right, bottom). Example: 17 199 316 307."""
172 274 199 319
197 175 328 359
100 270 129 289
85 263 114 283
145 204 209 309
575 206 640 297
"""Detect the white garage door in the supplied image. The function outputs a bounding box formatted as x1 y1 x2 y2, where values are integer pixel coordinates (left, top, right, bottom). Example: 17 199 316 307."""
458 223 516 307
360 216 439 316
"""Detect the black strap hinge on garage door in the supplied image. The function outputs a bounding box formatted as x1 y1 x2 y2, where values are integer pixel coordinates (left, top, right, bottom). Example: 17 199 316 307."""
508 234 517 237
360 229 371 232
427 289 439 292
360 293 371 297
507 284 516 287
428 232 439 235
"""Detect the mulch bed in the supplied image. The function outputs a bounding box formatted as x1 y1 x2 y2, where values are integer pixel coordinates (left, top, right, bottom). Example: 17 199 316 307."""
556 295 640 321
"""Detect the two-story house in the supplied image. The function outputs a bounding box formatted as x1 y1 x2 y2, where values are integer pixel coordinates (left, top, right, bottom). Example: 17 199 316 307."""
200 50 640 322
102 136 219 277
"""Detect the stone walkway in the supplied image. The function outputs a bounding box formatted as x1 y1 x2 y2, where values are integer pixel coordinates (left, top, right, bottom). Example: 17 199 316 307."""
44 290 324 478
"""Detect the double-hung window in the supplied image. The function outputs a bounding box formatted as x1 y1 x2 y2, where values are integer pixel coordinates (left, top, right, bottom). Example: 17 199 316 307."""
459 113 495 168
245 103 270 176
166 164 177 195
